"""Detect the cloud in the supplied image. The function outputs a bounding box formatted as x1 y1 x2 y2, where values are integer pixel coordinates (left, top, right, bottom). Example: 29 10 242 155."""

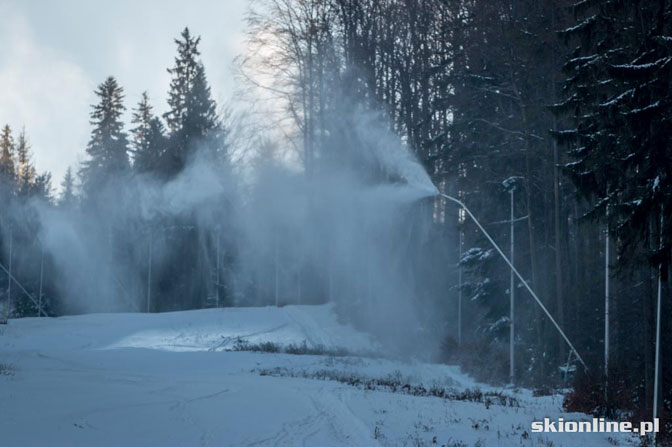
0 5 93 192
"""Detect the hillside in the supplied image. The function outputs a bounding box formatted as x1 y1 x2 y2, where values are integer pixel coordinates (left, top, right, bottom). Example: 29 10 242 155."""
0 305 633 446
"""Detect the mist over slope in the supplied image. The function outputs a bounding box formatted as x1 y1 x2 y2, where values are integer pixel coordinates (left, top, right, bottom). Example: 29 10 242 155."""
2 100 448 359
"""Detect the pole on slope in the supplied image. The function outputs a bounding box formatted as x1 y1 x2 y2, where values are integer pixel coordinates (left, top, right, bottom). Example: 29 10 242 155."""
7 227 12 318
147 229 152 313
38 250 44 317
458 229 463 347
297 266 302 305
509 188 515 385
653 207 663 446
328 255 334 303
440 193 589 372
604 220 610 401
215 227 220 307
274 235 279 307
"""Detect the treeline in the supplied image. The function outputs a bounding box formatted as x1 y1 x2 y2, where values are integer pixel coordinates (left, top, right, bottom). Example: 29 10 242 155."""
242 0 671 437
0 28 229 315
0 125 54 316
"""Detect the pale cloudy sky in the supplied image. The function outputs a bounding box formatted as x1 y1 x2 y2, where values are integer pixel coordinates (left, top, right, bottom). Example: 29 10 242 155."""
0 0 248 191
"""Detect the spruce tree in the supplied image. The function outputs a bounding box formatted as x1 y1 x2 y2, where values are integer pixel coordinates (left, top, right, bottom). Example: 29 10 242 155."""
31 172 52 202
150 28 224 311
555 0 671 268
185 62 218 138
15 128 36 196
80 76 130 200
162 28 219 176
164 28 201 133
59 166 76 208
131 92 166 173
0 125 16 195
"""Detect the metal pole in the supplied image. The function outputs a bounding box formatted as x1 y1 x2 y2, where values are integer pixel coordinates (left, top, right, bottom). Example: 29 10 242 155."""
146 230 152 313
653 208 663 445
38 250 44 317
458 229 463 346
510 188 515 384
7 227 12 317
328 257 334 302
604 221 610 398
297 268 302 305
215 229 220 308
0 261 47 317
274 236 279 307
440 193 589 372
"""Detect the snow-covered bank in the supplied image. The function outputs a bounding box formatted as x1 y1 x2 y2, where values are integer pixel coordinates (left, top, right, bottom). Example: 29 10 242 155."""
0 304 375 354
0 305 634 446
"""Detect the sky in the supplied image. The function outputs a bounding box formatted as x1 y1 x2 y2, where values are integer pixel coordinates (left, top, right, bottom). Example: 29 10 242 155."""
0 0 248 192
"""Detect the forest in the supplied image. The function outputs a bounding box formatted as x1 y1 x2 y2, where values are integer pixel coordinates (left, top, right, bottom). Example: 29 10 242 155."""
1 0 671 444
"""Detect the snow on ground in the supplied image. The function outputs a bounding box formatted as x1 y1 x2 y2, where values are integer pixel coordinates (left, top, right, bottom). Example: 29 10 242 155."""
0 304 635 446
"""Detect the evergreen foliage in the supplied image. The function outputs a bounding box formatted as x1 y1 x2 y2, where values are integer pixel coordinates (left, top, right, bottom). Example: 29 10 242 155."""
59 167 76 208
80 76 130 201
0 125 16 197
131 92 166 174
162 28 220 176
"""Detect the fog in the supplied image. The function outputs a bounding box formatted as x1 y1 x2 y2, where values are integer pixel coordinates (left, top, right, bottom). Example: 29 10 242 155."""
2 104 455 359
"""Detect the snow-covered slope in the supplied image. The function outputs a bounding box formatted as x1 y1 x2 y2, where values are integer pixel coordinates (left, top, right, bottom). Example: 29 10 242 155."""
1 304 375 354
0 305 633 446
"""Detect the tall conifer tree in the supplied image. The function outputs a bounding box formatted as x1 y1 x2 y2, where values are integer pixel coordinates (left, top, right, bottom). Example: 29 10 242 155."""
80 76 130 200
162 28 219 175
15 129 36 196
0 125 16 194
59 166 76 208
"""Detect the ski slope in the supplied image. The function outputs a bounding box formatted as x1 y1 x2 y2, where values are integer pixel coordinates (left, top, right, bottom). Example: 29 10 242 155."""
0 304 634 446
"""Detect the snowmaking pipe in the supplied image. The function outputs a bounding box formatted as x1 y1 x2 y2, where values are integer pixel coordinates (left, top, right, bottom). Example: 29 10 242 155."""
438 192 589 373
0 261 48 317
